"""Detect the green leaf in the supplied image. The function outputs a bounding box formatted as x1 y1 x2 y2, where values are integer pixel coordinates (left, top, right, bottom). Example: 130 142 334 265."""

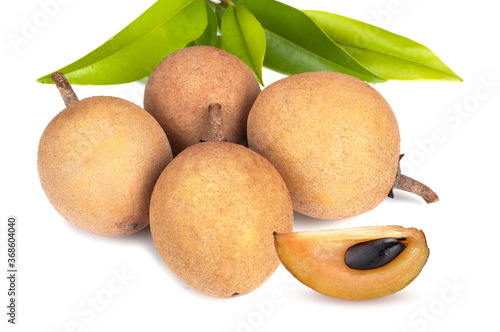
238 0 386 83
221 5 266 85
214 35 223 49
37 0 207 85
215 5 225 29
195 2 218 46
304 10 462 82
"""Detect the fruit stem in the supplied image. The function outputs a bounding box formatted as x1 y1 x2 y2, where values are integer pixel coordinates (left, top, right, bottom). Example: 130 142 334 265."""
389 154 439 204
208 103 226 142
393 174 439 204
51 72 79 107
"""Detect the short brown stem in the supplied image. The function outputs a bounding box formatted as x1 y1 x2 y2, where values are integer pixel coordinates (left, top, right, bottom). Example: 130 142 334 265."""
208 103 226 142
389 154 439 203
51 72 79 107
393 174 439 204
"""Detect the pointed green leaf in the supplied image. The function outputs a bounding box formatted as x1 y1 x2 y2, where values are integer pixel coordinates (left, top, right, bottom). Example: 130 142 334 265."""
195 2 218 46
238 0 386 83
221 5 266 85
37 0 207 85
304 10 462 82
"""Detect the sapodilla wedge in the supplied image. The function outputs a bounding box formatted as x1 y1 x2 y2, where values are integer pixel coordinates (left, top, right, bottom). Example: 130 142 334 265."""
274 225 429 300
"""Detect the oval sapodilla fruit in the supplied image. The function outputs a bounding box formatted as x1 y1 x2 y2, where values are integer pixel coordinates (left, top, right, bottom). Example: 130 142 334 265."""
38 72 173 237
248 72 438 220
144 45 261 155
274 226 429 300
150 104 293 298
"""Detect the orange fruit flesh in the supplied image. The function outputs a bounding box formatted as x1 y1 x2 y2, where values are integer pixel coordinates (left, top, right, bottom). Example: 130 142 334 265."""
274 225 429 300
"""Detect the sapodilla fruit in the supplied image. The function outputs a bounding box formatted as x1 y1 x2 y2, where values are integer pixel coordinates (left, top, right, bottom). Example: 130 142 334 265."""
247 72 438 220
274 225 429 300
38 72 173 236
144 45 261 155
150 104 293 298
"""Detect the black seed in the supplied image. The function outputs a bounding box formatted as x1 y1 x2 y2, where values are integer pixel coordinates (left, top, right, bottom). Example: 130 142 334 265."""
344 238 407 270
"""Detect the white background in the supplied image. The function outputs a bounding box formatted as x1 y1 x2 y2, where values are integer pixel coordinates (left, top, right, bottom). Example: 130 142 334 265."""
1 0 499 331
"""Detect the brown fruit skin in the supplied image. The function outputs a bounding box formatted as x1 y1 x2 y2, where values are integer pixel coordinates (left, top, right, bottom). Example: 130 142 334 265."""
38 96 173 237
150 142 293 298
247 72 400 220
144 46 261 155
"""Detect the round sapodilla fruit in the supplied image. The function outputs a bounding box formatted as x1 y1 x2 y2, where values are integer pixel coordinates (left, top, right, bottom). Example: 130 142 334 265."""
38 72 173 236
150 104 293 298
247 71 438 220
144 45 261 155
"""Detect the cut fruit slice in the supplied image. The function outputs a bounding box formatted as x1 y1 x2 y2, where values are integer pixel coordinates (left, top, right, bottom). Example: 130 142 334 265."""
274 225 429 300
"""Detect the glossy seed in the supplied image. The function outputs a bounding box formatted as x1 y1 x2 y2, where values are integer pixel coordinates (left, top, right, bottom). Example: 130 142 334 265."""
344 238 407 270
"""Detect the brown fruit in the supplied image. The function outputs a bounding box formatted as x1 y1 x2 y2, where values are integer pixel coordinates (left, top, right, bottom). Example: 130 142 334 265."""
274 225 429 300
144 45 261 155
150 105 293 298
248 71 437 220
38 72 173 236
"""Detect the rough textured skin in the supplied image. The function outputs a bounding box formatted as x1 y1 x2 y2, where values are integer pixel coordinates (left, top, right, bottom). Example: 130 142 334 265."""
274 226 429 300
38 96 173 237
144 46 261 155
150 142 293 298
247 72 400 219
